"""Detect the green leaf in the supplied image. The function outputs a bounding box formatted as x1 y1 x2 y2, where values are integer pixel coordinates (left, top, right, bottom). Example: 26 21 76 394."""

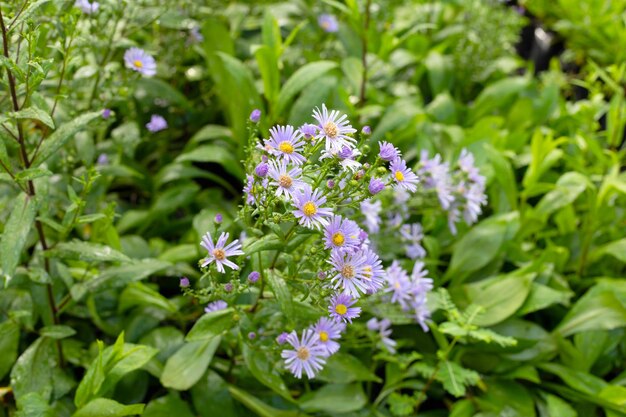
31 111 100 166
300 383 367 413
185 309 234 341
589 238 626 264
265 269 294 319
40 325 76 339
436 361 480 397
462 273 534 326
72 398 144 417
118 282 178 314
276 61 338 116
538 363 607 395
10 338 54 404
317 353 382 383
242 234 283 255
535 172 589 217
8 0 51 32
484 143 518 210
544 393 578 417
446 212 520 284
9 107 54 129
556 287 626 337
469 76 530 123
228 386 306 417
160 337 221 391
0 320 19 380
1 193 38 285
255 45 280 107
15 167 53 183
143 393 194 417
242 343 292 401
191 371 238 417
48 241 130 263
518 283 572 315
175 145 244 179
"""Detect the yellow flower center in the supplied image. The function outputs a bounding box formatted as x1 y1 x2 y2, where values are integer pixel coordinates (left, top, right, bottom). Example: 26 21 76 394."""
319 331 329 342
394 281 401 289
133 60 143 68
324 122 338 138
395 171 405 182
332 232 345 246
278 141 294 154
303 202 317 216
212 248 226 260
335 304 347 315
279 175 293 188
341 265 355 279
296 346 310 360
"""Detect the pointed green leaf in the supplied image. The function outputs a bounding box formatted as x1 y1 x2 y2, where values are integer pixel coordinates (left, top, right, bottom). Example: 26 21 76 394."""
1 193 38 284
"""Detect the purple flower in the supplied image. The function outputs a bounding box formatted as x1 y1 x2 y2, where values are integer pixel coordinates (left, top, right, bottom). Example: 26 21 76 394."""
277 332 289 345
327 180 335 189
124 47 157 76
362 125 371 135
248 271 260 284
329 293 361 323
146 115 167 132
360 199 382 233
413 299 430 332
411 261 434 296
323 215 361 252
313 104 356 153
205 300 228 313
200 232 244 273
75 0 99 14
458 149 485 186
243 174 257 205
317 271 327 280
102 108 111 119
318 14 339 33
311 317 345 356
255 162 269 177
224 282 233 292
248 332 256 340
214 213 223 224
265 125 306 165
384 261 413 310
368 178 385 195
418 151 454 210
179 277 190 288
189 26 204 43
268 159 305 199
96 153 109 166
300 123 318 139
378 141 401 161
250 109 261 123
400 223 426 259
292 185 333 230
461 182 487 225
362 248 385 293
390 158 419 192
328 249 371 298
367 318 396 353
281 329 327 378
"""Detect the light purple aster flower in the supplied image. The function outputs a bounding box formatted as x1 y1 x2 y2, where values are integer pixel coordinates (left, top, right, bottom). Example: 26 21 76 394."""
390 158 419 192
329 293 361 323
367 318 397 353
361 248 385 293
413 299 430 332
458 149 485 186
248 271 260 284
200 232 244 273
281 329 327 379
311 317 345 356
384 261 413 310
300 123 318 139
75 0 99 14
418 151 455 209
124 47 157 76
323 215 361 252
318 14 339 33
243 174 257 205
368 178 385 195
292 185 333 229
255 162 269 177
179 277 190 288
268 159 305 199
379 141 401 162
277 332 289 345
313 104 357 153
411 261 434 297
250 109 261 123
328 249 371 298
461 182 487 225
447 207 461 235
400 223 426 260
265 125 306 165
146 114 167 132
205 300 228 313
360 199 382 233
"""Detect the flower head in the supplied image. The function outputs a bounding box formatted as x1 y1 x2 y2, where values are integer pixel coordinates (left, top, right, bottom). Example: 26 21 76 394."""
362 125 371 135
124 47 157 76
146 115 167 132
243 174 258 205
328 249 372 298
277 332 289 345
329 293 361 323
379 141 401 161
362 248 385 293
368 177 385 195
367 318 396 353
300 123 318 139
323 215 361 252
102 108 111 119
318 14 339 33
205 300 228 313
384 261 413 310
360 199 382 233
266 125 306 165
248 271 260 284
400 223 426 260
200 232 244 273
292 185 333 229
179 277 190 288
255 162 269 177
75 0 99 14
313 104 356 153
250 109 261 123
390 158 419 192
281 330 327 378
311 317 345 356
268 159 305 199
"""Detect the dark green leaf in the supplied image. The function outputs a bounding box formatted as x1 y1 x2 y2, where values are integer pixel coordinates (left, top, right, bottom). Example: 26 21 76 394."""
72 398 144 417
185 309 234 341
1 193 38 284
160 337 221 391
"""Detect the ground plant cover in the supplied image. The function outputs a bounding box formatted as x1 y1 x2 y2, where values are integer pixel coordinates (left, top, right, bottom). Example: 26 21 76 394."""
1 0 626 416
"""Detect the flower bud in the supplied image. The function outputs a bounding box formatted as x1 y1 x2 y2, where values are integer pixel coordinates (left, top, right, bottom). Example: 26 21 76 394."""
255 162 269 177
248 271 260 284
214 213 223 224
249 109 261 123
179 277 190 288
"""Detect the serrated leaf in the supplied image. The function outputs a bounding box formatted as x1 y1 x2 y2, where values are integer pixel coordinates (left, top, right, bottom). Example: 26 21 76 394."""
436 361 480 397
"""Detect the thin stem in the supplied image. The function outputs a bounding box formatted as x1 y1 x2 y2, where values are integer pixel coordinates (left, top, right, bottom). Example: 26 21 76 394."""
51 16 79 117
358 0 372 107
